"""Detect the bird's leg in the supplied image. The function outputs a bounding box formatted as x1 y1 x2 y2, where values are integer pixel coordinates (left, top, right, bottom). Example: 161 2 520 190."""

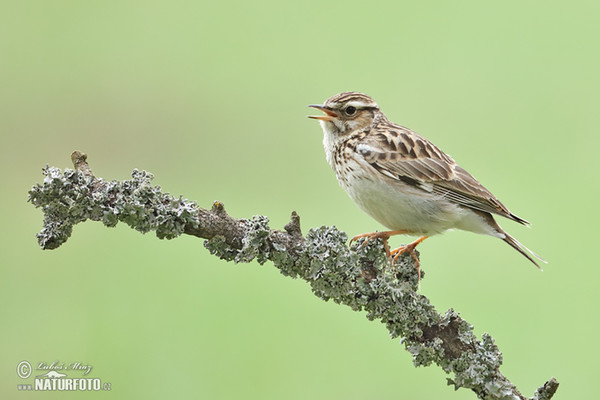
349 230 409 258
390 236 428 282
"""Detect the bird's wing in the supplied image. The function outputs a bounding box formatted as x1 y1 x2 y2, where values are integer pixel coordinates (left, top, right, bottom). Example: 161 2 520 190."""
355 125 528 224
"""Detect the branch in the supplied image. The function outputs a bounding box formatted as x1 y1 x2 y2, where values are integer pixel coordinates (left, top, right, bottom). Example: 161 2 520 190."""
28 151 558 400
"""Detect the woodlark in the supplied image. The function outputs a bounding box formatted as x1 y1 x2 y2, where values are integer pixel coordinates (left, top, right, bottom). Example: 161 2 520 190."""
308 92 545 276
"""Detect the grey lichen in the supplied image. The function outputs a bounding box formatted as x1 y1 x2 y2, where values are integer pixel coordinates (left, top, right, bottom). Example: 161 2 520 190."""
203 235 239 262
449 334 507 395
204 215 271 264
28 166 199 249
269 241 300 278
407 337 446 368
234 215 271 264
28 152 558 400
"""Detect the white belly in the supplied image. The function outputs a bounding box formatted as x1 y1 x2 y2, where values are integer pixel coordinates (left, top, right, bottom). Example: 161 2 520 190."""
336 160 498 237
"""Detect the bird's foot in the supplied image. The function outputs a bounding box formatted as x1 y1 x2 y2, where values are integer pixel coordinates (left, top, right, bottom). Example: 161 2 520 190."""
390 236 428 282
349 230 409 257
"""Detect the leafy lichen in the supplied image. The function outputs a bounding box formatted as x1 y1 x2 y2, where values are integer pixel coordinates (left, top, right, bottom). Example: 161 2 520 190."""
28 167 199 249
235 215 271 264
204 215 272 264
270 241 301 278
449 333 508 398
203 235 239 262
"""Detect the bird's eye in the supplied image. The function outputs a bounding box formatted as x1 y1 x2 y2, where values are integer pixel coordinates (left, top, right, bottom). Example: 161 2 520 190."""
345 106 356 115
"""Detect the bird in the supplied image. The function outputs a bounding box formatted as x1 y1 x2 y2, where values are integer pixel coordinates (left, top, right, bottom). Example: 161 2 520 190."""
308 91 545 277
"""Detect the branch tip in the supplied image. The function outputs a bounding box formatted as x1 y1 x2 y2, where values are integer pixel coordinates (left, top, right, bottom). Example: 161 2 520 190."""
70 150 94 177
532 377 559 400
211 201 226 215
284 211 302 236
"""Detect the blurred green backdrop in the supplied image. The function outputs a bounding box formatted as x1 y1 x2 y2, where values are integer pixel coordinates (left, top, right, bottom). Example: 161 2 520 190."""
2 1 598 399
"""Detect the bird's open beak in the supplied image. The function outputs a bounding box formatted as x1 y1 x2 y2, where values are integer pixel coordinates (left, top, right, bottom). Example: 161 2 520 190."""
307 104 338 121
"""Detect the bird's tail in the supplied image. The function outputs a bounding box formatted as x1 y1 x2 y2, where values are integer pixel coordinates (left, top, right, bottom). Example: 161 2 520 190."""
502 232 547 270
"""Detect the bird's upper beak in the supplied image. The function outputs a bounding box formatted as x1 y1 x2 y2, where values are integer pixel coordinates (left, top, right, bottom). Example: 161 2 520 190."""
307 104 338 121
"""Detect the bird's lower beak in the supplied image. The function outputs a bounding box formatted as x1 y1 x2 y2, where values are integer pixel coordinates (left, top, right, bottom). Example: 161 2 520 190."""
307 104 338 121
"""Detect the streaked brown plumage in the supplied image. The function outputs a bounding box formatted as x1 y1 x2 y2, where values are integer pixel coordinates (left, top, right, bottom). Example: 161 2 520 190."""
308 92 545 272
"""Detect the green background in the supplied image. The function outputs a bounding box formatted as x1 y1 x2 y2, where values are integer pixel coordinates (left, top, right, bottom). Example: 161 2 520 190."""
1 1 597 399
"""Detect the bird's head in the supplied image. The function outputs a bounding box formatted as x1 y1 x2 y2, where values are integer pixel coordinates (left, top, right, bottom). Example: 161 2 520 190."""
308 92 381 137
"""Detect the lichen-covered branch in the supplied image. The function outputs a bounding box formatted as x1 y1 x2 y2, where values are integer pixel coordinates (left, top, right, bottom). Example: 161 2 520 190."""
28 151 558 400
